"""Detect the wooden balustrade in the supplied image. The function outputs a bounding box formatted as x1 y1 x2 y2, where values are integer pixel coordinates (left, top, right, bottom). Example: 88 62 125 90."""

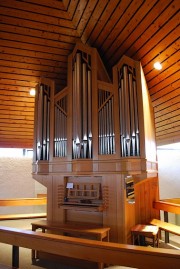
0 197 47 220
153 200 180 243
0 226 179 269
153 200 180 214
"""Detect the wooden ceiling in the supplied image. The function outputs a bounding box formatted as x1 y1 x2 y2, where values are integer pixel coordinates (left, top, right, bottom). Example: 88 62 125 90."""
0 0 179 149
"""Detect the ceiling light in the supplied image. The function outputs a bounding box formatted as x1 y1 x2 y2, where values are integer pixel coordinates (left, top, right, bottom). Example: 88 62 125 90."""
30 88 36 96
154 62 162 70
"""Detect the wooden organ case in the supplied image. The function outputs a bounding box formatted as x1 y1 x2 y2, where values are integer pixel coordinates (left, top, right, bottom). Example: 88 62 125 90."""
32 43 159 244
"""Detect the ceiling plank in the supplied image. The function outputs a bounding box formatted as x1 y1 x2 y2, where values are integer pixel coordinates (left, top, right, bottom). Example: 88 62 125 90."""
0 32 74 51
0 60 67 75
0 5 74 28
81 0 109 44
148 62 180 89
152 89 180 107
149 72 180 96
0 15 79 37
102 0 147 59
0 0 70 19
0 66 67 81
0 54 67 68
108 0 176 65
155 109 180 124
0 46 68 62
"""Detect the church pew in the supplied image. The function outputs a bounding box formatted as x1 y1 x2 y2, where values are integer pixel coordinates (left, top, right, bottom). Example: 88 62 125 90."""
0 226 179 269
152 200 180 242
0 198 47 220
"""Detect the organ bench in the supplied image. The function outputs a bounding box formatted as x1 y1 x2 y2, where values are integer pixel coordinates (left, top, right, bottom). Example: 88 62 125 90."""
31 219 110 268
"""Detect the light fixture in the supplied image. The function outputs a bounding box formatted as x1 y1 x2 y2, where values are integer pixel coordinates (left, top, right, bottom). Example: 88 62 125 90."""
30 88 36 96
154 62 162 70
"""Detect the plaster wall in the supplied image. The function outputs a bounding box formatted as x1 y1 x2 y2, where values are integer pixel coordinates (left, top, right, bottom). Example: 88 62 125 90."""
0 157 46 214
157 146 180 225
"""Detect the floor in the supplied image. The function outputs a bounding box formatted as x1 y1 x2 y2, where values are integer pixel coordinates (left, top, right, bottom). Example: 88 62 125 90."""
0 219 179 269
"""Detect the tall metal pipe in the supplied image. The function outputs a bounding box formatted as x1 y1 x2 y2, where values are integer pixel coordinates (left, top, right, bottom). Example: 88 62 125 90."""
87 69 92 158
129 73 135 156
133 80 139 156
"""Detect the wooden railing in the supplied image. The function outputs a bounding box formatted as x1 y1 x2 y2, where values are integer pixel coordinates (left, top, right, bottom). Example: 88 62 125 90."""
153 200 180 214
0 198 47 220
0 226 179 269
153 199 180 243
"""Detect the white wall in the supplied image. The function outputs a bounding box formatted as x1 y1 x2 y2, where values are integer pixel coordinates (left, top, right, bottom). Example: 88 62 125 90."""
157 143 180 225
0 156 46 214
157 145 180 199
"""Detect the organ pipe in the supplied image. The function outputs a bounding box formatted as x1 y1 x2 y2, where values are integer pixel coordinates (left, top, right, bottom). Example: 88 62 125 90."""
54 96 67 158
118 65 140 157
36 84 50 161
98 89 115 155
72 51 92 159
87 69 92 158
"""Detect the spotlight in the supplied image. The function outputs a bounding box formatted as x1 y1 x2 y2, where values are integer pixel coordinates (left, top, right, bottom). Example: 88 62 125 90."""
154 62 162 70
30 88 36 96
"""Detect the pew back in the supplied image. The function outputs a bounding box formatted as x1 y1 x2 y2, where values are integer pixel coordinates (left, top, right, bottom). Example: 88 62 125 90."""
0 198 47 220
0 226 179 269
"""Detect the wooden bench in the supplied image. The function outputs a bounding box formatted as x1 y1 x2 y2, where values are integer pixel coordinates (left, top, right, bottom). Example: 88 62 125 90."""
150 219 180 236
0 198 47 220
0 213 46 221
150 219 180 244
131 224 159 247
0 226 180 269
31 219 110 242
31 219 110 269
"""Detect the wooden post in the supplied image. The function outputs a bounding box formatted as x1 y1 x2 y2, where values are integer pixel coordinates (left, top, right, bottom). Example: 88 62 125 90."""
12 245 19 268
164 211 169 243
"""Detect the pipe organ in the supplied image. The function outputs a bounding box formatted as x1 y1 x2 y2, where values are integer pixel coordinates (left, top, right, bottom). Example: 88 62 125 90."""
33 43 158 244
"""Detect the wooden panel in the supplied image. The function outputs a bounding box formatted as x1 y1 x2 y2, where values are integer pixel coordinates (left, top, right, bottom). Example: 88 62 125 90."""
0 38 72 56
0 5 73 28
0 0 69 19
81 0 109 44
102 0 148 59
134 177 160 224
86 0 121 45
108 0 174 64
0 0 179 147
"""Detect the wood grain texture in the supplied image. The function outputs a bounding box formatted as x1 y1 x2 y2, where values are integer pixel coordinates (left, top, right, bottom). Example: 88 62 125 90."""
0 226 179 269
0 0 179 147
